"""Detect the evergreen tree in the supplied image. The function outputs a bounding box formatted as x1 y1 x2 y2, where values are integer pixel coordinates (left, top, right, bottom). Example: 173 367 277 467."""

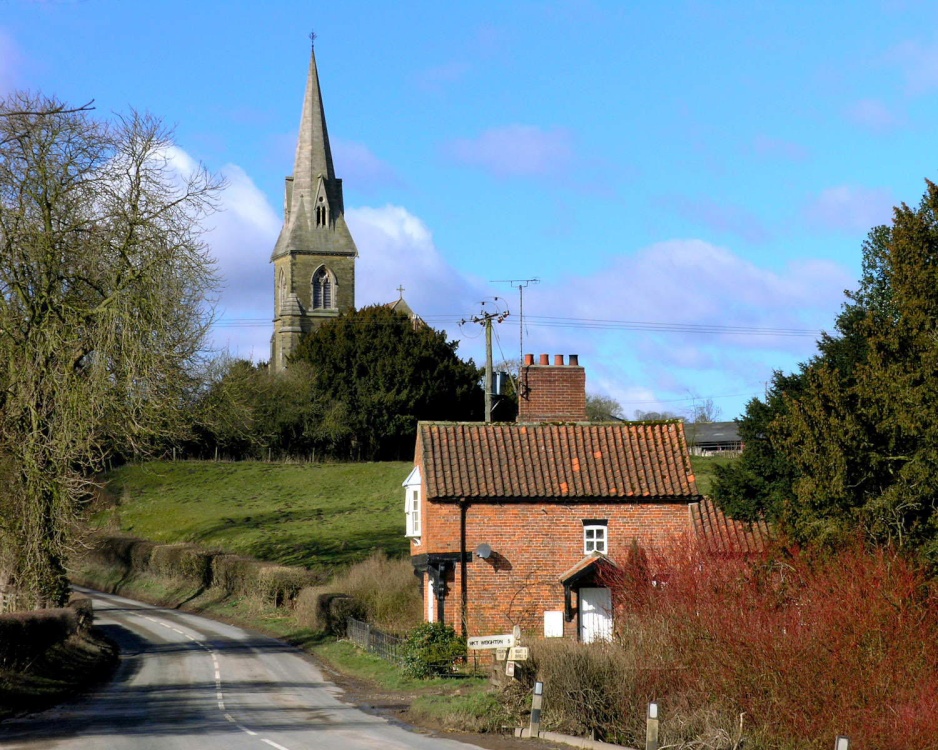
291 305 483 460
714 181 938 557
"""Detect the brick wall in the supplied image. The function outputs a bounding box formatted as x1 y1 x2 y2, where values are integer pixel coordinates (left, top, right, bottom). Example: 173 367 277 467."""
415 497 691 638
518 354 588 422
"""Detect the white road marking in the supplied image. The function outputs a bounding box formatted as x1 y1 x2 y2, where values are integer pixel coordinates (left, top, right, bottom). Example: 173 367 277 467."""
127 606 297 750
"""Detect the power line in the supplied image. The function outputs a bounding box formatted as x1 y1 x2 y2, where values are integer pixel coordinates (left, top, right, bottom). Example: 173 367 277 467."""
213 313 824 338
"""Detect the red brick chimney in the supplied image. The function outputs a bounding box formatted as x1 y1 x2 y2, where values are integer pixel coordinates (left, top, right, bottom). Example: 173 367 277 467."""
518 353 587 422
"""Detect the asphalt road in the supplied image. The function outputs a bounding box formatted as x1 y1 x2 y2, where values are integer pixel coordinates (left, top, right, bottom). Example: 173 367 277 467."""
0 588 487 750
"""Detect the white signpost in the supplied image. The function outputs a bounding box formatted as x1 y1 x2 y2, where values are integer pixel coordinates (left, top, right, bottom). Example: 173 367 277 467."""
467 634 516 650
509 646 529 662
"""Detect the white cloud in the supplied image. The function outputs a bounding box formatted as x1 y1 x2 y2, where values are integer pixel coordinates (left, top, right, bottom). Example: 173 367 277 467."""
446 125 574 178
510 239 852 416
0 30 19 94
845 99 903 133
200 161 281 361
752 135 809 162
195 176 851 418
888 39 938 95
658 194 770 244
349 204 486 318
805 185 894 233
415 61 472 93
332 139 401 192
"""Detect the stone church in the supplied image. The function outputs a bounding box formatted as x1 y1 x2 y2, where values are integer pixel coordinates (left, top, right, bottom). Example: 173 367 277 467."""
270 47 358 372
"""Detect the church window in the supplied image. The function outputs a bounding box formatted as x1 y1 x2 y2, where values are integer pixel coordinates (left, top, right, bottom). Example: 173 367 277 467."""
312 267 336 309
316 196 328 227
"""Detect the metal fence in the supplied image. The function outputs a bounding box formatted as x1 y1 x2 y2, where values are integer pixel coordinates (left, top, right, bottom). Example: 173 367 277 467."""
346 617 406 665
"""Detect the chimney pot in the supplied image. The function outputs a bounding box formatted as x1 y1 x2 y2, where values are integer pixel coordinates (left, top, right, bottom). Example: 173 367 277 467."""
524 353 534 366
569 354 579 366
554 354 564 366
539 354 549 365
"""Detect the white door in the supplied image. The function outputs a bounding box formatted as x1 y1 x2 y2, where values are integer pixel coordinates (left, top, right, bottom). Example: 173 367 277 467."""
579 587 613 643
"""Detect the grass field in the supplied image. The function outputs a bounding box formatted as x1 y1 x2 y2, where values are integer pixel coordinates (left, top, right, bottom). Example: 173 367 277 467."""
99 460 412 568
691 453 736 496
98 454 736 570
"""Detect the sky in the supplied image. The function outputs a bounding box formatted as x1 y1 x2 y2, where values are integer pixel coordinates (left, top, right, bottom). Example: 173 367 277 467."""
1 0 934 420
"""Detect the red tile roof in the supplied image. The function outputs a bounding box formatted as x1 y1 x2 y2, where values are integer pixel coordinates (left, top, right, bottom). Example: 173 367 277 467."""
417 421 700 501
559 552 616 585
690 497 771 554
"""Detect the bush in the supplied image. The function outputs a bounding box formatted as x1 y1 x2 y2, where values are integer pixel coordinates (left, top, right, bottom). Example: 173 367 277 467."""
211 554 324 605
148 544 213 586
570 540 938 749
86 534 156 574
0 607 79 668
401 621 466 679
330 551 422 633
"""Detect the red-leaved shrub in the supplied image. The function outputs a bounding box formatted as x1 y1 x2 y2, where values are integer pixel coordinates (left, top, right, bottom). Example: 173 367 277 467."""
598 539 938 749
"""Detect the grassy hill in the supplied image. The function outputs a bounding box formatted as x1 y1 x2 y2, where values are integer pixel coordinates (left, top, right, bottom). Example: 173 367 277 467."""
99 460 412 569
97 455 734 570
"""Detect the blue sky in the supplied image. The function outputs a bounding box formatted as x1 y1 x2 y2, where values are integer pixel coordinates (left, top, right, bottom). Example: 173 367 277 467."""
1 0 934 419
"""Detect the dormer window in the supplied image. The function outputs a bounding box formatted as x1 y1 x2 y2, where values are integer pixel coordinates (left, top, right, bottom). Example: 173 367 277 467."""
312 267 335 309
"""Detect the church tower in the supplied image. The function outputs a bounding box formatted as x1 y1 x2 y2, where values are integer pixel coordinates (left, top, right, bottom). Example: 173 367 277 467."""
270 45 358 372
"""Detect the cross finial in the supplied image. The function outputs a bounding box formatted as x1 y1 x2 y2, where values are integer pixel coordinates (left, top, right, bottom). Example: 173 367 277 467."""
397 284 405 299
309 31 317 49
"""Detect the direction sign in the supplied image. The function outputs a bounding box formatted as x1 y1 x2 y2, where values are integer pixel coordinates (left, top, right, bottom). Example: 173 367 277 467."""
509 646 529 661
467 634 516 650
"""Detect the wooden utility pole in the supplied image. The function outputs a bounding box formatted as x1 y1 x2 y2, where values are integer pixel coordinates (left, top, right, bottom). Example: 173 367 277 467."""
485 316 494 422
491 278 539 372
464 300 509 423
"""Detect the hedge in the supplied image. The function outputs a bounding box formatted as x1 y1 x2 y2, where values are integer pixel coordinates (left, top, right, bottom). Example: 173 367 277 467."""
0 598 92 669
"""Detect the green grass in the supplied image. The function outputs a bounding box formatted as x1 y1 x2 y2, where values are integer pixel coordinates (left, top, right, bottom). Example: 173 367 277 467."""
690 454 738 497
96 455 738 572
98 460 412 568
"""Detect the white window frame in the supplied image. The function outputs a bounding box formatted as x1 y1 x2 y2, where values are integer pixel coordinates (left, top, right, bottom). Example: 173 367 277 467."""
583 522 607 554
403 466 422 541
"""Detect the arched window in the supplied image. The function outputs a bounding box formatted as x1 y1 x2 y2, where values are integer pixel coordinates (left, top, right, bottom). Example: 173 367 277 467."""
312 267 336 309
315 196 328 227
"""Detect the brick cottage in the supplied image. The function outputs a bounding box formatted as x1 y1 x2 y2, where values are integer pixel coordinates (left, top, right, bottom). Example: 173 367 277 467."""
404 354 765 642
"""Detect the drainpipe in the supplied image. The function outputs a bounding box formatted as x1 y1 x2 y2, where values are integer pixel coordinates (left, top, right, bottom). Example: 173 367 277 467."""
460 499 469 638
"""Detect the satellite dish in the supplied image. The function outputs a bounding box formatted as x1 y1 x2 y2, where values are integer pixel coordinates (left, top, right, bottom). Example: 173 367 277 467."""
475 543 492 559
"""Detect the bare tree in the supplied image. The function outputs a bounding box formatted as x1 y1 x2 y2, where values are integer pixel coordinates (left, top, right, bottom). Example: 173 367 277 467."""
586 393 624 422
0 92 221 607
689 397 722 423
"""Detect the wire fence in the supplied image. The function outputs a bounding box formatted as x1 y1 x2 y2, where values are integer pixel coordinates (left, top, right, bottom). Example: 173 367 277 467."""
346 617 406 666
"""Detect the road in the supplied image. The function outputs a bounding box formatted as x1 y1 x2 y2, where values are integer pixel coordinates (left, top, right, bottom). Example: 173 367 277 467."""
0 588 487 750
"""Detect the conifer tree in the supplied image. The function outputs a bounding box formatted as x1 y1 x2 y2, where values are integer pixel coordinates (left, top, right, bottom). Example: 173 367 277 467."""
715 181 938 557
291 305 482 460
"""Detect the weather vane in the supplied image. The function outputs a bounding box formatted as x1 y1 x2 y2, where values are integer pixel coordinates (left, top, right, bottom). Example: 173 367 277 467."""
309 31 317 48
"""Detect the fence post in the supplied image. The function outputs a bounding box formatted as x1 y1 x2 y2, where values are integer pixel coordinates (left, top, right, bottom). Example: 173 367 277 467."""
645 702 660 750
528 680 544 738
834 737 850 750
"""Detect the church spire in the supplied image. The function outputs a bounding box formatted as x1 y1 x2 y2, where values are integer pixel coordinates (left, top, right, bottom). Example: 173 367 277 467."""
270 42 357 262
270 42 358 372
294 45 335 188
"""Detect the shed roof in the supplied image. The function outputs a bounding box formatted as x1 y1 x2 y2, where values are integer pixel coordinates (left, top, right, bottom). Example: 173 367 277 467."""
690 497 771 554
683 421 741 446
417 421 700 502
